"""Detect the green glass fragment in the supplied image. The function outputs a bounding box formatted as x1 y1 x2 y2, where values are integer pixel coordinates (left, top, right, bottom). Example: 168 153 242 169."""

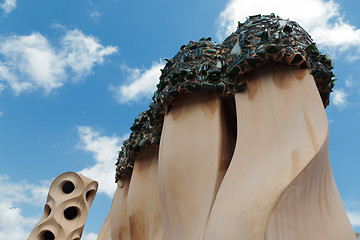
228 66 240 77
249 14 261 20
307 43 319 56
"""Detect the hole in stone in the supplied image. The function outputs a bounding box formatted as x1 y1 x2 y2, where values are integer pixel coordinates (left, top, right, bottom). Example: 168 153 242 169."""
62 181 75 194
64 206 78 220
86 189 96 201
42 230 55 240
44 204 51 217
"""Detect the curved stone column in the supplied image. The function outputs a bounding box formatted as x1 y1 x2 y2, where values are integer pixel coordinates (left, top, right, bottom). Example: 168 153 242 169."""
98 146 162 240
97 178 131 240
203 65 355 240
158 93 235 240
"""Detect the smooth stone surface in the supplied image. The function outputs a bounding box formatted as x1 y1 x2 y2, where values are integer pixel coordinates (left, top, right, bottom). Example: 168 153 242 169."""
158 94 234 240
127 146 162 240
98 178 130 240
203 65 355 240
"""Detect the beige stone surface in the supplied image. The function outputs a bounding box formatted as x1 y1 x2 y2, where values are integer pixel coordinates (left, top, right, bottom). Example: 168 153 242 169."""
97 178 130 240
158 94 234 240
266 135 355 240
27 172 98 240
127 146 162 240
98 64 355 240
203 65 355 240
98 146 162 240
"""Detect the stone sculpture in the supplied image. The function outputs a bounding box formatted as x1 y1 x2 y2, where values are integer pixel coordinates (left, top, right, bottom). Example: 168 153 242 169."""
98 14 356 240
27 172 98 240
27 14 356 240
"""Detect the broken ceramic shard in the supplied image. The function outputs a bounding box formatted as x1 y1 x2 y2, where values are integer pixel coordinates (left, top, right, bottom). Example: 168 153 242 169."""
230 41 241 54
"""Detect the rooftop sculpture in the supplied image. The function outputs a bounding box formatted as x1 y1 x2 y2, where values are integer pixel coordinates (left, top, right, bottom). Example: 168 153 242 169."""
27 172 98 240
28 14 356 240
103 13 355 240
115 13 335 181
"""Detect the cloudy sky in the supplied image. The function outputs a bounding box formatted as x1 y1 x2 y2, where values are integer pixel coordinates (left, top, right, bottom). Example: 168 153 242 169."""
1 0 360 239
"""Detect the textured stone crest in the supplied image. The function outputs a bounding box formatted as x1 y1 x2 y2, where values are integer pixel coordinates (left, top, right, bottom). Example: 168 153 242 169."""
115 14 335 181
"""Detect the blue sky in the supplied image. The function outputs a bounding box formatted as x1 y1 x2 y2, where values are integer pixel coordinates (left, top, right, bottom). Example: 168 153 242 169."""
1 0 360 239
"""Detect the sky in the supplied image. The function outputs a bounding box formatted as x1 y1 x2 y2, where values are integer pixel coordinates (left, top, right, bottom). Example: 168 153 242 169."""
0 0 360 239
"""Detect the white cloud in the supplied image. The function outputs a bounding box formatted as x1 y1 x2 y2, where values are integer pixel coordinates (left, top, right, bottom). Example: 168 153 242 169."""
0 202 38 240
0 175 50 240
345 199 360 231
110 60 165 103
348 210 360 228
0 82 4 92
0 111 3 117
88 0 102 22
0 175 50 206
0 65 13 92
61 29 117 79
90 10 102 22
346 76 355 88
0 29 118 95
82 232 98 240
0 33 66 94
345 75 360 93
332 89 349 109
216 0 360 59
0 0 16 14
77 126 127 198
